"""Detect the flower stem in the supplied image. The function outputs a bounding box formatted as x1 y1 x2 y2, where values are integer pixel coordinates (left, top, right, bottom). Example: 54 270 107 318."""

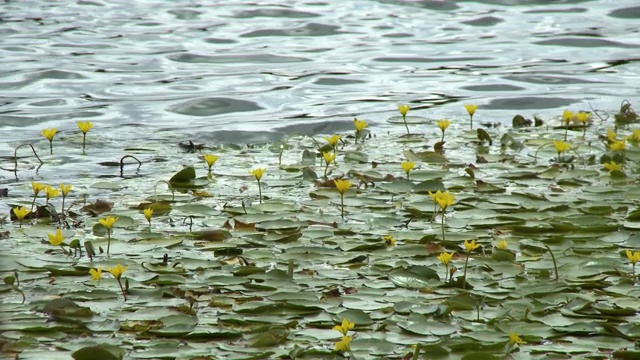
30 195 37 212
633 263 636 284
463 253 469 289
402 115 410 135
324 163 329 178
544 245 559 281
49 140 53 155
440 210 445 242
82 134 86 154
116 279 127 302
469 115 473 130
564 126 568 141
340 193 345 220
444 263 449 284
106 229 111 255
257 180 262 204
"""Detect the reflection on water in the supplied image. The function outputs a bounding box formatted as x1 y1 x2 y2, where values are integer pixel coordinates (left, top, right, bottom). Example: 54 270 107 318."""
0 0 639 149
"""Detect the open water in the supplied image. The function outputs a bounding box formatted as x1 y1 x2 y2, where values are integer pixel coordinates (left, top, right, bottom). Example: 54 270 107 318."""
1 0 639 150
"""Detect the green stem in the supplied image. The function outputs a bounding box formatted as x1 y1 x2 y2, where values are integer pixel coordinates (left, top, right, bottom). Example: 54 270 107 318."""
116 279 127 302
82 133 86 154
324 163 329 178
30 195 37 212
106 229 111 255
441 210 445 242
49 140 53 155
564 125 568 141
340 193 345 220
402 115 410 135
412 344 421 360
544 245 559 281
469 115 473 130
633 263 636 284
444 263 449 284
257 180 262 204
463 253 469 289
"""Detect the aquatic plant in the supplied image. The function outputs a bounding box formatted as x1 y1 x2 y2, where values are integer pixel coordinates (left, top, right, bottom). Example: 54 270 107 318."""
77 121 93 153
41 128 57 155
249 167 266 204
464 104 477 129
398 104 411 134
334 178 352 220
401 161 415 179
99 216 118 255
12 206 30 228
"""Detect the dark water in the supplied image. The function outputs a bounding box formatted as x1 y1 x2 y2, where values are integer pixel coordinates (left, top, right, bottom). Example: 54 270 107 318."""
1 0 639 150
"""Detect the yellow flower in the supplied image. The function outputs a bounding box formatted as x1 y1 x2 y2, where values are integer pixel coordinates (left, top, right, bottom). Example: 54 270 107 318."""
509 332 526 345
606 128 617 142
323 152 336 164
496 239 508 250
334 179 352 194
383 235 396 246
610 139 626 151
464 239 480 253
32 181 45 196
144 208 153 222
398 104 410 116
335 335 352 352
41 128 57 141
77 121 93 134
203 154 219 169
603 161 622 172
108 264 128 280
48 229 64 246
464 104 478 116
12 206 30 221
552 140 571 154
89 268 102 280
59 183 72 197
438 252 454 265
401 161 415 175
628 128 640 143
354 118 368 132
436 119 451 132
249 168 266 181
324 134 342 147
428 190 455 211
562 109 573 124
99 216 118 229
333 318 355 335
575 112 591 124
626 250 640 265
45 185 59 200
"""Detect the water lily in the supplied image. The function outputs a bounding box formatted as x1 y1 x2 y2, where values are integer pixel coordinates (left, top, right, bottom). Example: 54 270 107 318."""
203 154 219 171
89 267 102 281
464 104 477 129
496 239 508 250
334 178 352 220
610 139 626 152
627 128 640 144
606 128 617 142
552 140 571 161
323 152 336 178
77 121 93 153
398 104 411 135
354 118 368 143
576 112 591 136
429 190 455 242
48 229 64 246
401 161 415 179
462 240 480 289
333 318 355 336
41 128 57 154
562 110 573 140
627 249 640 283
509 332 526 346
250 168 266 204
99 216 119 255
108 264 128 301
436 119 451 143
12 206 30 228
144 208 153 229
603 161 622 173
438 252 454 284
324 134 342 149
31 181 45 211
60 183 71 212
335 335 352 352
383 235 396 246
44 185 59 204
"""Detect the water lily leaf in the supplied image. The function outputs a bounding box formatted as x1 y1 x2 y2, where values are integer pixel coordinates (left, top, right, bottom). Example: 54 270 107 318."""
169 166 196 182
43 298 94 319
477 128 492 145
343 150 368 163
193 229 232 242
404 149 447 163
413 179 445 194
334 309 373 326
461 353 500 360
72 344 124 360
249 327 289 347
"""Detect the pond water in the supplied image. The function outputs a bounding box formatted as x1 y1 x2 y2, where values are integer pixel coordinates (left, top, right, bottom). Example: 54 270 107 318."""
1 0 639 151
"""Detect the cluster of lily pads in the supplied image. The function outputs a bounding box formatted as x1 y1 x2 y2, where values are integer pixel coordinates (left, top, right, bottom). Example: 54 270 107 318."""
3 99 640 359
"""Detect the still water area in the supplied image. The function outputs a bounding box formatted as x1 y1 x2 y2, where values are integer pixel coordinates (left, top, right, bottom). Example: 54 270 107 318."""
1 0 639 151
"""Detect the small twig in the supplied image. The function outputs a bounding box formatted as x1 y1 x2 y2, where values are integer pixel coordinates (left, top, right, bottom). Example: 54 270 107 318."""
182 216 194 233
12 144 44 174
154 180 175 202
588 101 609 122
119 155 141 177
545 245 559 281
